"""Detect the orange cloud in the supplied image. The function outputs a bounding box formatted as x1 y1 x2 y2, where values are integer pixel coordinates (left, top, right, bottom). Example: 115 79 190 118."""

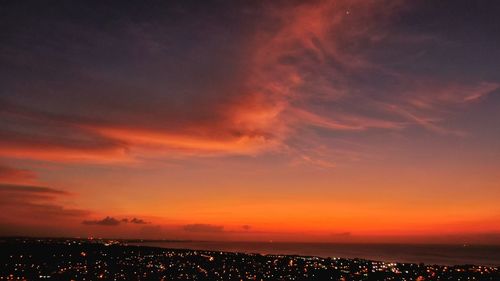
1 0 495 168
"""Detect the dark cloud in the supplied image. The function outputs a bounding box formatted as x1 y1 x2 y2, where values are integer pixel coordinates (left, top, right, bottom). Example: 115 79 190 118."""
0 183 74 210
13 202 89 218
130 218 149 224
0 183 68 195
0 102 129 162
183 224 224 233
82 216 121 226
242 225 251 231
83 216 149 226
0 184 89 223
121 217 149 224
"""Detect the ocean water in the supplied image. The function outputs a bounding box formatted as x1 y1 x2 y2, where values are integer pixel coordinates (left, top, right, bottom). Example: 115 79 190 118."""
132 241 500 266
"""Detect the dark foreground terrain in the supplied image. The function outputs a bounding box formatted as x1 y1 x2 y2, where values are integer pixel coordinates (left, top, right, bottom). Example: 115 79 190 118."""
0 238 498 280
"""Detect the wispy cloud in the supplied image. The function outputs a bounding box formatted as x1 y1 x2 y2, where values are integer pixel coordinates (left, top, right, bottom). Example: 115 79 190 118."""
0 0 497 170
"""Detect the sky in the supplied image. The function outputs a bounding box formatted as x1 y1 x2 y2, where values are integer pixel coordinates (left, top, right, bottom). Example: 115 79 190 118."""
1 0 499 244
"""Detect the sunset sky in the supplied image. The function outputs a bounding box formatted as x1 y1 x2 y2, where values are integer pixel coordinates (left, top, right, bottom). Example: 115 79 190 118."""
1 1 499 244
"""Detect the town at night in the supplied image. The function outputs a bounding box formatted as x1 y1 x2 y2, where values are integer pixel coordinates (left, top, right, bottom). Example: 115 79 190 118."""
1 238 499 280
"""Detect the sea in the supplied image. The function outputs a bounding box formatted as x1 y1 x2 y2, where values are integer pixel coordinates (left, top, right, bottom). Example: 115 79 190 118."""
131 241 500 266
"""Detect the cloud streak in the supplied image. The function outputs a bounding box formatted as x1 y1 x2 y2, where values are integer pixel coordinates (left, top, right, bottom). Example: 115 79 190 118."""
0 165 36 183
0 183 69 195
0 183 89 224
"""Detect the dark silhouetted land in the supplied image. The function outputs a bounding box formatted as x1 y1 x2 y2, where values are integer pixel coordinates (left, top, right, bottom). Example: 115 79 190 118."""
0 237 499 280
